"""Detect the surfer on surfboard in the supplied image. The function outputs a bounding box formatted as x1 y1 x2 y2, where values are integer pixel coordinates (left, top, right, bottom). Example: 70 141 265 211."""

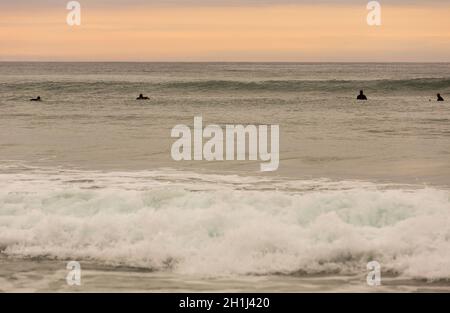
357 90 367 100
136 94 149 100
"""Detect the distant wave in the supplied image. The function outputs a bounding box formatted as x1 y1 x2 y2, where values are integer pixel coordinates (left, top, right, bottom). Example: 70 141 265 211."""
164 78 450 92
0 167 449 280
2 78 449 94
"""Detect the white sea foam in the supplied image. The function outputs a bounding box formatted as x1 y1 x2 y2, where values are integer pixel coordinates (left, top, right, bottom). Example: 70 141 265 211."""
0 168 449 280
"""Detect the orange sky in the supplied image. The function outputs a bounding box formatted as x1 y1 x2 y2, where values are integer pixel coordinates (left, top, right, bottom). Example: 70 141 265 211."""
1 4 449 61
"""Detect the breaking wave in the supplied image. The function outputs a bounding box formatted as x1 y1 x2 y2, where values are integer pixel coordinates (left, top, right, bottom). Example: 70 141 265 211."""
0 167 449 280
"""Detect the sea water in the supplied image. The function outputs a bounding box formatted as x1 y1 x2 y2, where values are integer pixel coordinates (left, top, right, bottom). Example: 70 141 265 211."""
0 62 449 291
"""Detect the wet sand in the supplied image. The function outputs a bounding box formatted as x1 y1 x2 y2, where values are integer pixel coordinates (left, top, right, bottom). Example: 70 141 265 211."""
1 257 449 293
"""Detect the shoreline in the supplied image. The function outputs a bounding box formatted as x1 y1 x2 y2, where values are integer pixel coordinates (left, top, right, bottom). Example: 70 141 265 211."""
1 256 449 293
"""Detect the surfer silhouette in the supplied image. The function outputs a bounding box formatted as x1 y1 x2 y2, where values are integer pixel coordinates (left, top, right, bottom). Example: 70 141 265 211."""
30 96 41 102
136 94 149 100
357 90 367 101
437 93 444 101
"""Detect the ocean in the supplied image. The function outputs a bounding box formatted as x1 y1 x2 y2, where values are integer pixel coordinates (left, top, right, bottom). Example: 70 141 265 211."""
0 62 449 292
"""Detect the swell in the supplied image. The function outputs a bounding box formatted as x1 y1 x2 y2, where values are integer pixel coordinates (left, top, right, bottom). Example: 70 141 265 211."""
1 78 449 94
165 78 450 93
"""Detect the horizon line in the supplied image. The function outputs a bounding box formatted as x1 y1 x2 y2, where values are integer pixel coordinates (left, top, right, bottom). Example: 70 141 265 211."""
1 61 450 64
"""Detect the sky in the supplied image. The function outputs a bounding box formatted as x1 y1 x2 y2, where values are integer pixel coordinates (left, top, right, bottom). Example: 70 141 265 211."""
1 0 449 62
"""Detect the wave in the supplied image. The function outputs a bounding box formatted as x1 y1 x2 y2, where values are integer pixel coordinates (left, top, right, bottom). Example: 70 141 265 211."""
0 168 449 279
2 78 450 94
164 78 450 93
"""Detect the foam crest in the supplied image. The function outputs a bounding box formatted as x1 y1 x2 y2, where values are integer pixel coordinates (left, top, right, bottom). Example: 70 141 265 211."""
0 169 449 279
